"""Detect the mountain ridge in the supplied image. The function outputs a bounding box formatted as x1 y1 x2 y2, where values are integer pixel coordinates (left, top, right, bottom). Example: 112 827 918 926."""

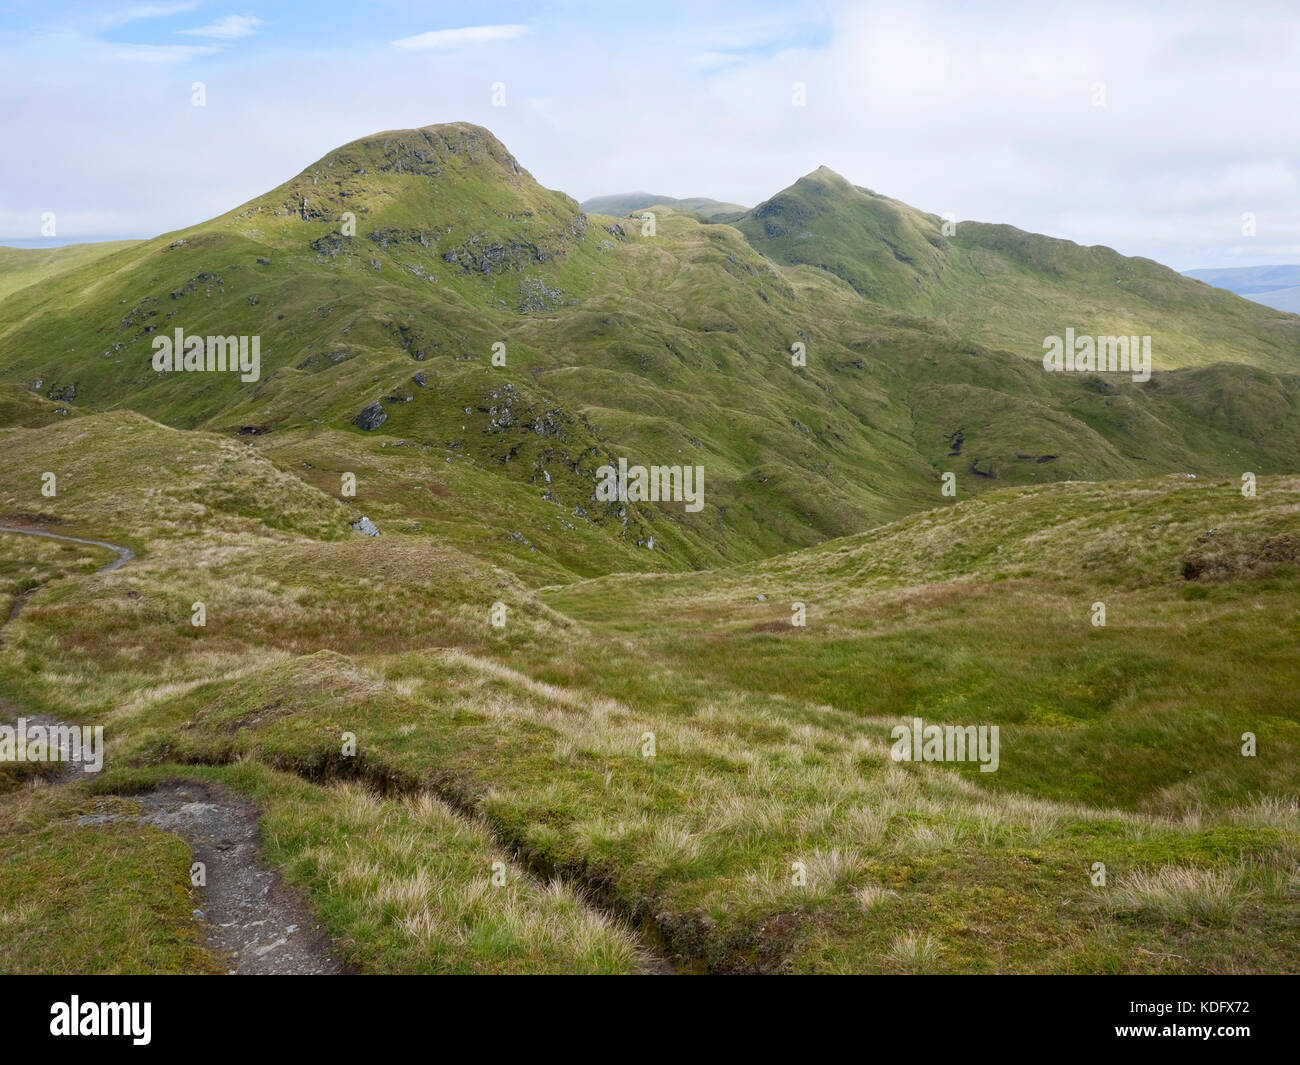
1 121 1298 580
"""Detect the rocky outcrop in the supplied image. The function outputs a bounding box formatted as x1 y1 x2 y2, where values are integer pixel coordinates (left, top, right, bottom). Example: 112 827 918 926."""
353 402 387 431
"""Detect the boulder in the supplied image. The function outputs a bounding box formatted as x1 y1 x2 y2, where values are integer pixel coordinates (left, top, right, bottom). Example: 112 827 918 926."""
353 402 387 431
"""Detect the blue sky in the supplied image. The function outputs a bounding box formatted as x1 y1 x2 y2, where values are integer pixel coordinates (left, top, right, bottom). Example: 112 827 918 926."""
1 0 1297 270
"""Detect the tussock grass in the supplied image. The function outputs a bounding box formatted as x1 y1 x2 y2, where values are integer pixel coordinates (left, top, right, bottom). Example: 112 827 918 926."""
887 931 941 972
1 441 1297 972
1105 866 1247 925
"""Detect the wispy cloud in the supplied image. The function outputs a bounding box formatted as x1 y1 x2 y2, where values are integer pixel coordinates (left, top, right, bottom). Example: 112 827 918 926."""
689 51 746 70
95 2 200 29
179 14 263 39
390 24 528 51
107 41 220 63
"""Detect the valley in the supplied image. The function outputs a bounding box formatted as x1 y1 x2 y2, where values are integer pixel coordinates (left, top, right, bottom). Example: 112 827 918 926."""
0 123 1296 975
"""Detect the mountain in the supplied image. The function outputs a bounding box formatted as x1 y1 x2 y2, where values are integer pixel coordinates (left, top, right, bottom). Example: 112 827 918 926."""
0 240 140 301
1185 265 1300 313
581 192 748 220
2 123 1299 580
736 166 1300 370
3 122 1299 976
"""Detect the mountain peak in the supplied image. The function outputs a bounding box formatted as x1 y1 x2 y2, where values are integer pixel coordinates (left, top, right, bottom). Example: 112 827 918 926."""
798 164 854 189
317 121 526 178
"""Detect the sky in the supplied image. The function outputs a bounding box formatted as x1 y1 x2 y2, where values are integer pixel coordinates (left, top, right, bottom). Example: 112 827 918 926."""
1 0 1297 271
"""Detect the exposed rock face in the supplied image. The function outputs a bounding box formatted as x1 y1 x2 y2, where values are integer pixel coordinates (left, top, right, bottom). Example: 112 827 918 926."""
412 372 427 387
310 231 352 258
353 402 387 431
518 275 565 313
351 516 379 537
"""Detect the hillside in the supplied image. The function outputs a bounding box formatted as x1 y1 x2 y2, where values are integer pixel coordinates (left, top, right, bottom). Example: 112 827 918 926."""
1 121 1298 976
0 240 141 302
737 167 1300 371
2 414 1296 972
2 124 1299 581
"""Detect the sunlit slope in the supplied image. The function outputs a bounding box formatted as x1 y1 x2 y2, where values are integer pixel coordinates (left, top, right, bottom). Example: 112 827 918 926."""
0 240 142 302
736 166 1300 371
543 474 1300 810
1 124 1299 573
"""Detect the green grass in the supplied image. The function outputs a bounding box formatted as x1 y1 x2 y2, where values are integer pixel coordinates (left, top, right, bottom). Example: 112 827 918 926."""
737 164 1300 371
0 122 1296 975
0 240 141 302
94 762 645 975
1 459 1295 971
0 784 222 974
3 124 1300 575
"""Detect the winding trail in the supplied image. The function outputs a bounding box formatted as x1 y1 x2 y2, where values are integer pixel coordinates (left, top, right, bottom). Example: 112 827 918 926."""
2 522 672 973
1 524 344 974
79 783 348 974
0 524 134 573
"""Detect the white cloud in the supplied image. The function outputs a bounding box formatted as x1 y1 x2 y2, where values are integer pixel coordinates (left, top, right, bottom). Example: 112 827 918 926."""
689 51 745 70
179 15 263 39
390 25 528 51
95 3 200 29
4 1 1298 271
106 41 220 63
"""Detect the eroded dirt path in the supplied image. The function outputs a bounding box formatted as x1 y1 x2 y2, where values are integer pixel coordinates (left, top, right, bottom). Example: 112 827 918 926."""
79 782 348 974
3 526 345 973
0 524 135 572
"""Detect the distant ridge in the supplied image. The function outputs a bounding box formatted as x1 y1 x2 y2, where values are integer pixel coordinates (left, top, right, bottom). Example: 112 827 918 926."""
1184 265 1300 314
581 192 748 220
4 121 1300 569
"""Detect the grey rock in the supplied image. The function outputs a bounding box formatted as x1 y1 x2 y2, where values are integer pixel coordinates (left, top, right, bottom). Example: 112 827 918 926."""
353 402 387 431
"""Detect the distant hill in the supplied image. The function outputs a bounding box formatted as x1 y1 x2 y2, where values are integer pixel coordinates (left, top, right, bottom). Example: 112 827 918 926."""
734 166 1300 371
3 123 1300 575
0 240 141 301
1184 265 1300 314
581 192 748 220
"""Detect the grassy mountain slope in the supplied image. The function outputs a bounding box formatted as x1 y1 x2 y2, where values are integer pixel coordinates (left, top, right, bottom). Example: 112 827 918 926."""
737 167 1300 371
1 413 1295 972
544 473 1300 810
0 241 141 302
2 124 1299 579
